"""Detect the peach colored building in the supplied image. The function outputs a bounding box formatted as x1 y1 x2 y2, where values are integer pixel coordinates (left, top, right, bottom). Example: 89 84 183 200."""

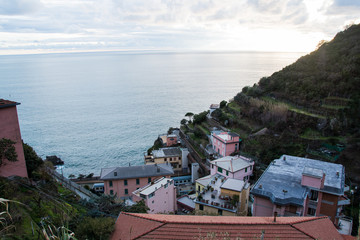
132 177 177 214
100 163 174 200
0 99 28 178
251 155 350 227
211 130 241 157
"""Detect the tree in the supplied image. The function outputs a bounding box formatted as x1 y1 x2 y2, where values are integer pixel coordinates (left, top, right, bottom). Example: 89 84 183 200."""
0 138 17 167
185 112 194 122
193 111 208 125
23 142 43 178
75 217 114 240
220 100 227 108
180 119 187 125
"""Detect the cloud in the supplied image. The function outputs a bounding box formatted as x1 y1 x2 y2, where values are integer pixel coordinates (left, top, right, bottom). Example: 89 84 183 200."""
0 0 359 54
0 0 42 15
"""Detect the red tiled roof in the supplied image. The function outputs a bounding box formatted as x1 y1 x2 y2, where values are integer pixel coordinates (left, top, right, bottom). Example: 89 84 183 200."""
0 99 19 109
111 213 346 240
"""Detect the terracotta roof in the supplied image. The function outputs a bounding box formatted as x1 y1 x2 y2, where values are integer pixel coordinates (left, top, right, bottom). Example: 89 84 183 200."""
0 99 20 109
111 213 346 240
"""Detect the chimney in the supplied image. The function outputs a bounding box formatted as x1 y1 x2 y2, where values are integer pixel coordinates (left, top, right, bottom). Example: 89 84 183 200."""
273 212 277 222
283 156 286 161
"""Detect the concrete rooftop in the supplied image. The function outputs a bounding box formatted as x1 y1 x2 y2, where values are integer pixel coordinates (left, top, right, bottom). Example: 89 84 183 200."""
251 155 345 206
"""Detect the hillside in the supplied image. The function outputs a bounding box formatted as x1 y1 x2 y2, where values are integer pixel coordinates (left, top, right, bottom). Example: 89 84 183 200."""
181 24 360 183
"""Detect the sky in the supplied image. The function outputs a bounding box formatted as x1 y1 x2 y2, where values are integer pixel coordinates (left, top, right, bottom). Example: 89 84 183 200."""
0 0 359 54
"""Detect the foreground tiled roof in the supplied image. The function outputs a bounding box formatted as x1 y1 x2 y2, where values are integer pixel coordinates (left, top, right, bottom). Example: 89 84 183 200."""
111 213 346 240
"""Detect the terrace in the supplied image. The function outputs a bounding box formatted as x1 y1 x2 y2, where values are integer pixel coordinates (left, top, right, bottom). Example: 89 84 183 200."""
196 174 238 213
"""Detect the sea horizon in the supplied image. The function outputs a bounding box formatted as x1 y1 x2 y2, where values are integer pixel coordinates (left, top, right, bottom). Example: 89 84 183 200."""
0 51 305 177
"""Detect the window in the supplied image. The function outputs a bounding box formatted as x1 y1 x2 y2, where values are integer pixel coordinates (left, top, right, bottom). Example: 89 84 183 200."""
226 170 229 176
245 167 248 173
250 166 252 170
124 179 128 186
307 208 316 216
114 172 117 176
218 209 223 215
211 164 214 169
218 167 223 173
199 204 204 211
109 181 113 187
148 177 151 183
124 189 128 195
198 186 201 192
235 143 238 150
164 183 168 188
310 190 318 201
110 190 113 195
136 178 140 185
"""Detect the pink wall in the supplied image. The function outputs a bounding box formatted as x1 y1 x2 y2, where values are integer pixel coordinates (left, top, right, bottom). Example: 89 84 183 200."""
0 105 28 178
145 179 177 214
210 162 253 182
104 176 168 198
253 196 274 216
301 175 323 189
212 132 240 157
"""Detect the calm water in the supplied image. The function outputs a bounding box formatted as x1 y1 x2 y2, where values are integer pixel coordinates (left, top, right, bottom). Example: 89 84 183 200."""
0 51 304 177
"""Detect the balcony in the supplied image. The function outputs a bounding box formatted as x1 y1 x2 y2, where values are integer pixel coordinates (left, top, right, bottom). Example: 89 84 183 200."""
338 196 350 206
338 216 353 235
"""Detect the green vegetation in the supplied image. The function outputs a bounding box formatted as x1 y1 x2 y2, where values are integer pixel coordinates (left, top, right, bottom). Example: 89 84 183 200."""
0 138 17 166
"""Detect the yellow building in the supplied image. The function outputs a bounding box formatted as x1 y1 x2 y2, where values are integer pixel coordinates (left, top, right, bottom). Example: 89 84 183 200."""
195 174 250 216
145 147 189 173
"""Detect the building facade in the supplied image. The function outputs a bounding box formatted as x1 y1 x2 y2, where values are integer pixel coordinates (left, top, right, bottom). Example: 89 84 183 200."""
211 131 241 157
144 147 189 173
210 155 254 182
100 163 174 200
0 99 28 178
132 177 177 214
251 155 350 226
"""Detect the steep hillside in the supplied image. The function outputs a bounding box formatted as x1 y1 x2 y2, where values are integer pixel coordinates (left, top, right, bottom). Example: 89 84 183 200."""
182 24 360 183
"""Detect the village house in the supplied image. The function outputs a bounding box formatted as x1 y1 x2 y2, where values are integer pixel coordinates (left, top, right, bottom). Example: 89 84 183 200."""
195 173 250 216
158 133 178 147
194 155 254 216
144 147 189 173
100 163 174 200
211 130 241 157
210 155 254 182
0 99 28 178
209 103 219 115
132 177 177 214
111 213 347 240
251 155 351 227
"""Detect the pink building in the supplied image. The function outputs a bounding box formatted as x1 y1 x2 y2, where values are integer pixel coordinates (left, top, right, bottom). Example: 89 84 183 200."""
0 99 28 178
132 177 177 214
100 163 174 200
211 130 241 157
251 155 351 227
210 155 254 182
166 134 177 147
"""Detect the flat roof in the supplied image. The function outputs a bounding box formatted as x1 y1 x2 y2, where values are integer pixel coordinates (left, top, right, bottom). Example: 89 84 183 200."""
251 155 345 206
0 99 20 109
152 147 182 158
211 155 253 173
138 178 172 195
221 178 245 192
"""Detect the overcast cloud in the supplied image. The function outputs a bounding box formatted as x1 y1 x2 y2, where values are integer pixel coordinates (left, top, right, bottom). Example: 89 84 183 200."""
0 0 359 54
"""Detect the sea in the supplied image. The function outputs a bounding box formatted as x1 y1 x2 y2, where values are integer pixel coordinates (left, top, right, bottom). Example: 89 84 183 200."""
0 51 304 177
